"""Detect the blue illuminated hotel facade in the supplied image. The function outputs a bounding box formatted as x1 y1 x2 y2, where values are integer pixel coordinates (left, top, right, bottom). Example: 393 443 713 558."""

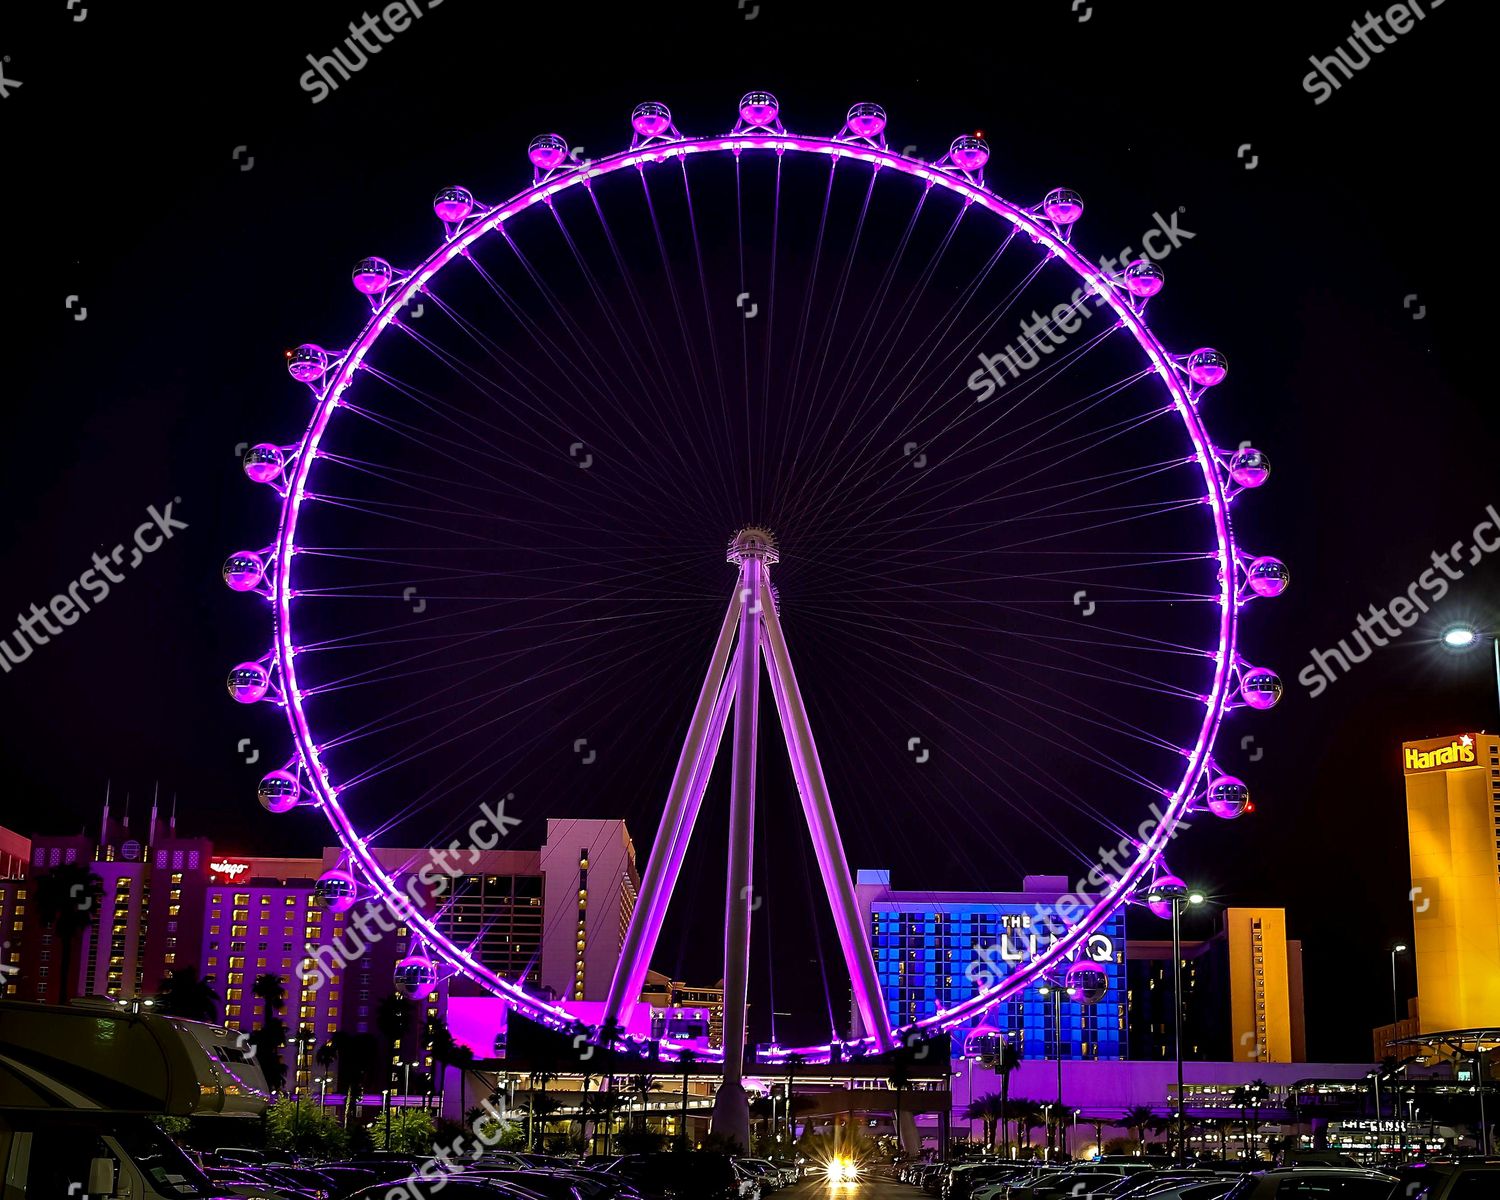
854 870 1127 1061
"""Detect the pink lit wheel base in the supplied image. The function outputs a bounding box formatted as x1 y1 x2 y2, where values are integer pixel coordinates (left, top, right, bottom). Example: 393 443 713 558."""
242 101 1275 1065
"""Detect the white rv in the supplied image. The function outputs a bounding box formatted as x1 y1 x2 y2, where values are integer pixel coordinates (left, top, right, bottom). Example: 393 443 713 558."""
0 999 268 1198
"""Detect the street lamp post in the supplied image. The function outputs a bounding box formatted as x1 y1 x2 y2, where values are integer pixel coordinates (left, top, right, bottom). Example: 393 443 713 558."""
1038 984 1065 1161
1438 624 1500 717
1390 944 1408 1026
1146 881 1205 1163
1477 1047 1490 1156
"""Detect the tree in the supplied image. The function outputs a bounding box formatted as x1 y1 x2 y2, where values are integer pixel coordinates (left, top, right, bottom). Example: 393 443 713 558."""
264 1096 347 1157
155 968 221 1023
528 1070 559 1151
370 1106 437 1154
1124 1104 1158 1154
964 1091 1004 1149
782 1052 805 1151
980 1037 1022 1157
425 1014 475 1112
628 1073 659 1132
470 1104 527 1150
590 1087 628 1154
1245 1079 1270 1158
1010 1098 1045 1152
888 1052 913 1154
35 863 103 1002
322 1030 381 1127
525 1092 564 1151
247 974 289 1092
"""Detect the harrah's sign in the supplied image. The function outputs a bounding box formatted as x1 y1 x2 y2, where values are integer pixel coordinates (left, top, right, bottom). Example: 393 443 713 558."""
1403 733 1479 775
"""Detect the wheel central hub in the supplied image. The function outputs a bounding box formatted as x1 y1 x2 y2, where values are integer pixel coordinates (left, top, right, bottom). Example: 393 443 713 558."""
727 525 779 565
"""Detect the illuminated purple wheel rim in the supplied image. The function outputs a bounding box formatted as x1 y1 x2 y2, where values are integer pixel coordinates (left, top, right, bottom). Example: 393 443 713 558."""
227 95 1283 1063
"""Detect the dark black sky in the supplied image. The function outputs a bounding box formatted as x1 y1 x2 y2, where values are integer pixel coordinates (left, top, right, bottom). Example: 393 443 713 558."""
1 2 1493 1062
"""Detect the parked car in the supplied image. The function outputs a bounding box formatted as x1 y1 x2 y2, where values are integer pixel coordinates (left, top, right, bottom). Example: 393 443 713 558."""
1138 1182 1241 1200
347 1179 546 1200
605 1152 741 1200
1007 1170 1138 1199
206 1167 321 1200
946 1162 1031 1199
735 1157 787 1190
1102 1169 1239 1197
1386 1159 1500 1199
1222 1167 1396 1199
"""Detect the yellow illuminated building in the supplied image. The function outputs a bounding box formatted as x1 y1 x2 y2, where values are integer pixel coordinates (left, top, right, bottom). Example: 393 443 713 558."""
1402 730 1500 1032
1224 907 1298 1063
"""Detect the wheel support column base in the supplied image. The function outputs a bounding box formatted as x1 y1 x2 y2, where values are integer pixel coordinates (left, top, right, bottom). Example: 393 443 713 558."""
709 1080 751 1154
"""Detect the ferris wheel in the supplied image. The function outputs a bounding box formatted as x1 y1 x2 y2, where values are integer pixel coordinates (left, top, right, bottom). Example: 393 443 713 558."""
224 93 1283 1139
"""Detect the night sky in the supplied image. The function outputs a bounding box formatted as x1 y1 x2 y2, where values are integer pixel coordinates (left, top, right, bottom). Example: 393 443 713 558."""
2 2 1492 1063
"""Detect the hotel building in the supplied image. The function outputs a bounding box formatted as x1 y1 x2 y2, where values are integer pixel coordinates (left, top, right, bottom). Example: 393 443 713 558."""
4 807 638 1094
1401 730 1500 1033
0 825 29 995
853 870 1128 1060
1129 907 1306 1063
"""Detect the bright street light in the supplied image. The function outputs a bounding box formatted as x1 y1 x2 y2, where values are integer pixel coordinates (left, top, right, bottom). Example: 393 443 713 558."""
1441 623 1479 650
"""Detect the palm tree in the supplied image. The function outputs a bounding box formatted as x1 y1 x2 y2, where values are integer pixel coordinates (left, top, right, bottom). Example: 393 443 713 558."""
424 1014 474 1112
1246 1079 1270 1158
628 1073 659 1132
964 1091 1003 1149
593 1087 628 1154
1228 1084 1249 1152
783 1052 805 1151
980 1037 1022 1157
247 973 289 1091
888 1053 913 1153
155 967 221 1022
528 1070 559 1150
1211 1115 1230 1160
320 1030 379 1127
1124 1104 1157 1155
1009 1098 1045 1153
34 863 103 1002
